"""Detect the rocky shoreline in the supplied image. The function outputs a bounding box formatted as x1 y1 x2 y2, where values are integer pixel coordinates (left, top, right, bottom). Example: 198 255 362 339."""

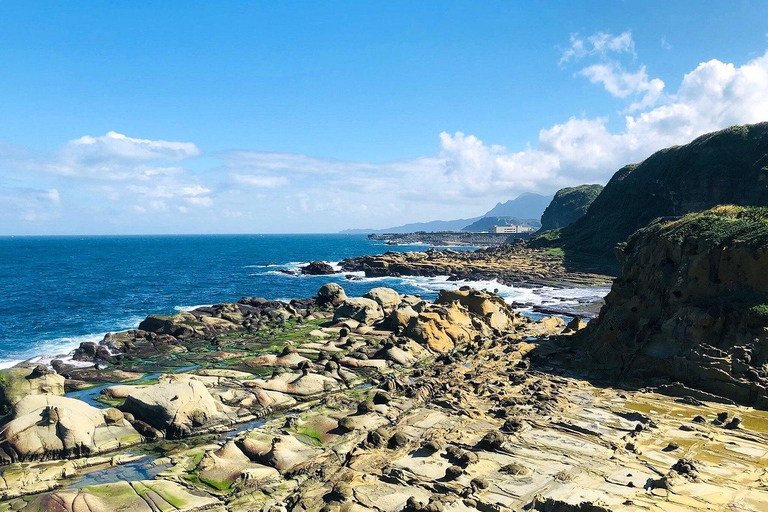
368 232 522 247
0 268 766 511
340 242 615 288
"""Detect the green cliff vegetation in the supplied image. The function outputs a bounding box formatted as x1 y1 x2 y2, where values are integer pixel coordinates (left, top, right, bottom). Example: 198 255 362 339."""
538 184 603 232
532 122 768 264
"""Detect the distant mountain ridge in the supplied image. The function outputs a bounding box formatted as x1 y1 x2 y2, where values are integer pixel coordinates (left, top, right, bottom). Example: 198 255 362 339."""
341 193 552 234
484 192 554 218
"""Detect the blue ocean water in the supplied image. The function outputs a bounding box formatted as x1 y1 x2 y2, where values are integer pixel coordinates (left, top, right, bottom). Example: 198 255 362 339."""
0 234 608 366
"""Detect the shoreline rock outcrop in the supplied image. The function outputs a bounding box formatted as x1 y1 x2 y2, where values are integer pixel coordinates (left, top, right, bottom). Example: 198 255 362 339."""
580 206 768 407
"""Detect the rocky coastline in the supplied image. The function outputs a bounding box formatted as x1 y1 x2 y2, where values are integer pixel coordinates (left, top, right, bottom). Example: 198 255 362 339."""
340 242 615 288
3 205 768 510
367 232 522 247
0 266 766 510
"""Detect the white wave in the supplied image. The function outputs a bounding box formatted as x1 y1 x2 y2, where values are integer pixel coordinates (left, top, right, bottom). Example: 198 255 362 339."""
382 275 609 311
174 304 213 312
0 315 145 369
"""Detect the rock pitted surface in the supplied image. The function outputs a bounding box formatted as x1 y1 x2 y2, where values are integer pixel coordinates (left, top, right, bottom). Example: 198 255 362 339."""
581 206 768 407
1 279 768 511
539 184 603 232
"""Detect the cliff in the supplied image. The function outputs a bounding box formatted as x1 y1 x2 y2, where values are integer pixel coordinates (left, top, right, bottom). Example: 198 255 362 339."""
580 206 768 407
539 184 603 232
534 123 768 260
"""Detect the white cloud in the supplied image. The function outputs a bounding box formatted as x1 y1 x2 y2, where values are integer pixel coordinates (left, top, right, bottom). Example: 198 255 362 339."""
231 174 289 188
67 131 201 162
560 30 635 64
1 42 768 232
579 63 665 111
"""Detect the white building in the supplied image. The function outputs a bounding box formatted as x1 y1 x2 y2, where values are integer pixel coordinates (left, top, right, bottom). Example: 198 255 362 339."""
492 225 535 234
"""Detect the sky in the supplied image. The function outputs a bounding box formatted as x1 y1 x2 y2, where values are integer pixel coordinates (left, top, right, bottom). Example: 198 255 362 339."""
1 1 767 235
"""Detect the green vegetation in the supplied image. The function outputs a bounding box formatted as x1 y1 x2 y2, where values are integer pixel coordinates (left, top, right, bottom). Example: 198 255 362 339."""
539 184 603 232
532 122 768 262
543 247 565 258
637 205 768 249
295 426 324 445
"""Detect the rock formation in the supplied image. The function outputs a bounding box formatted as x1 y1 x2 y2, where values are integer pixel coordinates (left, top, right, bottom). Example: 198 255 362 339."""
580 206 768 407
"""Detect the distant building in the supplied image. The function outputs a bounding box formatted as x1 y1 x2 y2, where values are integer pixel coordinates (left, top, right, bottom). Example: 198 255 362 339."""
492 225 535 234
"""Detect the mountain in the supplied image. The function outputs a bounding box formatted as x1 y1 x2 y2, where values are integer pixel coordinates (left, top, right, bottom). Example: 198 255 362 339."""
539 185 603 232
341 193 553 234
483 192 553 219
339 217 481 234
533 123 768 260
462 216 541 232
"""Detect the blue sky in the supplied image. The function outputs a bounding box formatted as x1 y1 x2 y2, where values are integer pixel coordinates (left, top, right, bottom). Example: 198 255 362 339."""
1 1 767 234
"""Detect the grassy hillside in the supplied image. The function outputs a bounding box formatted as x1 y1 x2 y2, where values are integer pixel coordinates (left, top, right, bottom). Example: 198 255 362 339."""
539 184 603 232
532 123 768 262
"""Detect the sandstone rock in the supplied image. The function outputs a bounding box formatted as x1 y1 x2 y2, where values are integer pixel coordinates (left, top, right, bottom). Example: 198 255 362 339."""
252 371 340 396
581 206 768 407
436 288 514 331
363 287 402 315
121 379 232 438
20 479 220 512
240 434 318 471
0 395 140 462
0 367 65 411
197 440 279 490
333 298 384 326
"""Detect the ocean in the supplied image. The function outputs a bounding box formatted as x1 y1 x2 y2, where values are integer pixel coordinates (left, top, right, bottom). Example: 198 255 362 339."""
0 234 609 367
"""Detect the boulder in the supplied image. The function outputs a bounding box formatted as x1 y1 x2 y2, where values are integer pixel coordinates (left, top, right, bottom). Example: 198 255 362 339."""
437 288 514 330
316 283 348 307
300 261 337 275
197 440 279 490
333 298 385 326
363 287 402 315
121 378 232 438
385 305 419 331
0 367 65 411
0 395 140 462
240 434 318 471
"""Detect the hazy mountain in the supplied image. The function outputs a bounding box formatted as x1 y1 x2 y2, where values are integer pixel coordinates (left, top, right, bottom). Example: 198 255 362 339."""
341 192 553 234
339 217 481 234
483 192 554 219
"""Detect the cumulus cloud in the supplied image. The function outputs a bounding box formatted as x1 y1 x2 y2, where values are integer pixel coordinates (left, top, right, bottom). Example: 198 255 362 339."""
579 63 665 111
2 40 768 232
